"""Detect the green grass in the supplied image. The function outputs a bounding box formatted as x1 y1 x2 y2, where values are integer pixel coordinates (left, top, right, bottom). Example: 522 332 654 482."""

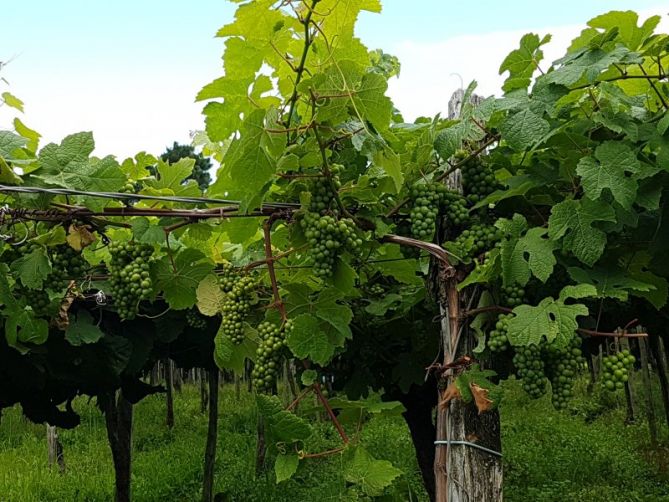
0 378 667 501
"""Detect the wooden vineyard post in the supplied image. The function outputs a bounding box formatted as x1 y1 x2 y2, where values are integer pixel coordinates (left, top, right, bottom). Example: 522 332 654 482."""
101 392 134 502
165 358 175 429
650 335 669 428
433 89 503 502
200 369 209 414
47 425 66 473
637 330 658 448
202 369 219 502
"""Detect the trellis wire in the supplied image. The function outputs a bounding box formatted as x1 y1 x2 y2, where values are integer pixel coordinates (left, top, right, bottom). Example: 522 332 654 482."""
0 184 300 209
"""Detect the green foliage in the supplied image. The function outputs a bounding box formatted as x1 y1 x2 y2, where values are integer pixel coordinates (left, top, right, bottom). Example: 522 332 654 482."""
158 141 212 191
2 3 669 496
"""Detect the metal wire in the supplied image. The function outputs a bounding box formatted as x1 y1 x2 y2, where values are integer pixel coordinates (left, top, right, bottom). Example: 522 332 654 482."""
0 184 300 209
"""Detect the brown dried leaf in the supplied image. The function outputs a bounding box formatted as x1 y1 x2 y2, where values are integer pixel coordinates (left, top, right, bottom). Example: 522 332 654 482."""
66 224 96 251
438 382 461 410
469 383 493 414
53 283 80 330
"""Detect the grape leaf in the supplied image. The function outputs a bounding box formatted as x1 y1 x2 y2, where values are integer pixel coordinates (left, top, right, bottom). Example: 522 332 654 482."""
2 92 24 112
499 33 552 92
154 249 215 310
499 109 550 151
275 453 299 483
499 216 557 285
576 141 640 209
301 369 317 386
626 252 669 309
65 310 104 346
131 217 166 244
507 284 596 347
14 118 40 153
196 274 225 316
256 394 312 443
5 310 49 349
217 109 277 212
11 248 51 289
567 266 656 301
344 446 402 497
214 324 257 374
548 198 616 266
286 313 333 365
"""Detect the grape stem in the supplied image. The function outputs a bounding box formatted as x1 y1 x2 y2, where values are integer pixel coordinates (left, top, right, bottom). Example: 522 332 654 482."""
313 382 349 443
263 217 287 321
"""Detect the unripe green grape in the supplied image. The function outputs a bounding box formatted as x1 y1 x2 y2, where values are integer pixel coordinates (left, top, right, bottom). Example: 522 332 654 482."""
253 319 293 393
488 313 511 353
543 335 584 410
107 241 155 320
601 350 635 392
513 344 548 399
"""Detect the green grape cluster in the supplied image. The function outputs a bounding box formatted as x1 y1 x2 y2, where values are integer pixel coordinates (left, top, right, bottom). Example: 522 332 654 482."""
252 320 292 393
217 263 237 293
118 182 136 194
368 284 385 296
45 245 88 290
409 183 442 241
408 183 471 242
544 336 584 410
107 241 154 320
18 286 52 317
601 350 635 392
500 284 526 308
220 275 256 344
442 190 470 227
513 344 548 399
460 157 498 204
301 212 362 278
4 241 40 263
488 313 511 353
449 223 502 259
186 309 207 330
309 166 341 214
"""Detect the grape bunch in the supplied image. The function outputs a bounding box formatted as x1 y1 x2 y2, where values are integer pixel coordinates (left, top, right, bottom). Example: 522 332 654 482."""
487 313 511 353
3 241 40 263
409 183 442 241
460 157 498 204
500 284 526 308
186 309 207 330
601 350 635 392
544 335 584 410
118 182 136 194
309 174 341 214
217 263 237 293
368 284 385 296
18 286 52 317
441 190 470 227
220 275 256 344
301 212 362 279
107 241 155 320
252 320 293 393
513 344 548 398
408 183 471 242
45 245 88 290
448 222 502 259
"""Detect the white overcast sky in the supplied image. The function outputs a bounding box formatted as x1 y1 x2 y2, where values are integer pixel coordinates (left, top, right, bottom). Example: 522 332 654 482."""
0 2 667 159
